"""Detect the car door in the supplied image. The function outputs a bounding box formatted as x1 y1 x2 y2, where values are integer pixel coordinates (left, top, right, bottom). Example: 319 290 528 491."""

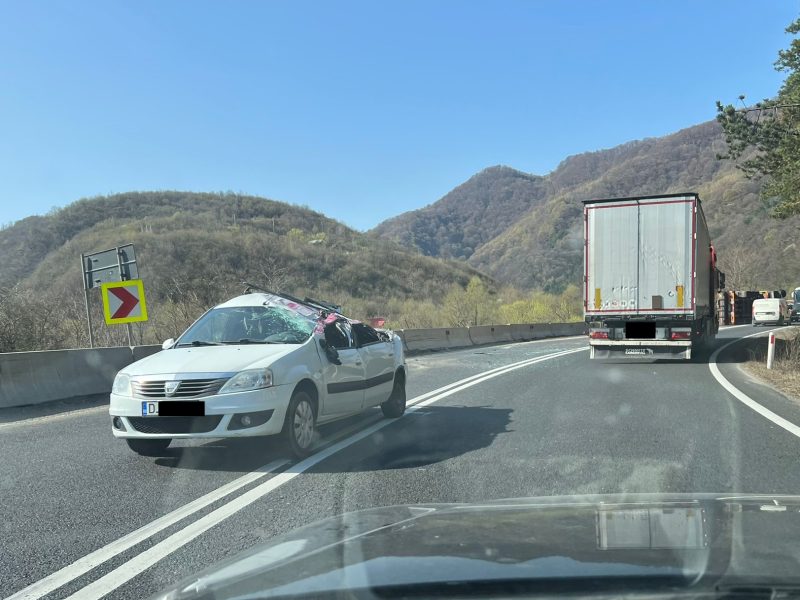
320 320 365 416
352 323 395 408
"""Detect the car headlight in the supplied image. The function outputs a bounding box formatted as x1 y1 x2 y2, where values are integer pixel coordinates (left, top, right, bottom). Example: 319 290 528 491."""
112 373 131 396
219 369 273 394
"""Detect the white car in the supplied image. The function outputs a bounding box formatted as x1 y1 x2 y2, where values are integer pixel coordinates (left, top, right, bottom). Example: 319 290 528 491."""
110 292 407 457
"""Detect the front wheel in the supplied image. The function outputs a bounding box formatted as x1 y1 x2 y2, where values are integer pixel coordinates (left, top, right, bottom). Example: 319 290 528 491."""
381 373 406 418
126 438 171 456
282 391 316 458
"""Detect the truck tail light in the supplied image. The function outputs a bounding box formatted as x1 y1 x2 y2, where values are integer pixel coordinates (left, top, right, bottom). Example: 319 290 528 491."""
589 330 609 339
671 331 691 340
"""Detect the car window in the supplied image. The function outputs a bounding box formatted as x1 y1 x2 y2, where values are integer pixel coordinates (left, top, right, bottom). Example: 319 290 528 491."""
324 320 353 350
351 323 382 347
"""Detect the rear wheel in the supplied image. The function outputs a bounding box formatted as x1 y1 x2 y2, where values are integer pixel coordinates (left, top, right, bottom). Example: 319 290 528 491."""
282 391 316 458
381 372 406 418
126 438 171 456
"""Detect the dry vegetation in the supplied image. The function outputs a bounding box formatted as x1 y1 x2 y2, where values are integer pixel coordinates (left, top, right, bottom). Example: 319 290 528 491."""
742 328 800 400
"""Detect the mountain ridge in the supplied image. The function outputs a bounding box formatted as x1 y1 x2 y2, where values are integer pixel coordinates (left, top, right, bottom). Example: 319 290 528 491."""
373 120 797 292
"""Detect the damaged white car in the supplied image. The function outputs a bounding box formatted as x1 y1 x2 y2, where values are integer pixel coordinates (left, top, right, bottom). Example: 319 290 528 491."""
109 290 407 458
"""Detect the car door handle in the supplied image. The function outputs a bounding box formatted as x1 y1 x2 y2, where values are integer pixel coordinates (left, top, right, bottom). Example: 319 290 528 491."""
355 361 363 366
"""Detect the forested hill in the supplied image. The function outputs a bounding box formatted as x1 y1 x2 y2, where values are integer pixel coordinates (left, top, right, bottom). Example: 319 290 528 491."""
0 191 489 337
373 121 800 292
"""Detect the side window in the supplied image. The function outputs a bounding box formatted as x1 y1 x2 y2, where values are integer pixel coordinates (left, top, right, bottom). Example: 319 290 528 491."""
324 321 352 350
352 323 381 347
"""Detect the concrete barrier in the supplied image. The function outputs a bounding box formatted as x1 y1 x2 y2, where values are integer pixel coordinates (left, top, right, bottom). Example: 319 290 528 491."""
0 324 587 409
132 345 162 362
400 328 451 352
530 322 587 339
0 345 160 409
510 324 536 341
531 324 555 339
468 325 512 345
446 328 472 349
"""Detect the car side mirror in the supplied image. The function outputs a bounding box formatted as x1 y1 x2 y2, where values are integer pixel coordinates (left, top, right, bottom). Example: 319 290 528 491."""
162 338 175 350
319 339 341 365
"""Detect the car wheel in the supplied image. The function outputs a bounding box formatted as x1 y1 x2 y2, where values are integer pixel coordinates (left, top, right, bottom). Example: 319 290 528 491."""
282 391 316 458
126 438 171 456
381 372 406 418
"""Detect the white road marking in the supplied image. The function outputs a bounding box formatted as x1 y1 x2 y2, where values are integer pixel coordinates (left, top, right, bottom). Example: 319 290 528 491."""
61 346 587 600
6 459 288 600
708 326 800 439
0 405 107 430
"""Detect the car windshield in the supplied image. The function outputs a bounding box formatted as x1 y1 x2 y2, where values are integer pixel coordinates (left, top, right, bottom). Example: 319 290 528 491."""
178 305 316 345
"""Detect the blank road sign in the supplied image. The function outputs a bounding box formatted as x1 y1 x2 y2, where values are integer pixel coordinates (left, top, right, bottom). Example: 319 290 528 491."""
101 280 148 324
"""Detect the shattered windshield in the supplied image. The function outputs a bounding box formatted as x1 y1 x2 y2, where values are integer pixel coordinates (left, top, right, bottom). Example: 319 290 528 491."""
177 306 316 345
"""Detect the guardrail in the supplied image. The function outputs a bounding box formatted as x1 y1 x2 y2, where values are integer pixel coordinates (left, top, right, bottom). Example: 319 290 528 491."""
0 322 587 409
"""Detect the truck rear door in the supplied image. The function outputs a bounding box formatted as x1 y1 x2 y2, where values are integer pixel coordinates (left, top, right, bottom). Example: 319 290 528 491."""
585 196 695 316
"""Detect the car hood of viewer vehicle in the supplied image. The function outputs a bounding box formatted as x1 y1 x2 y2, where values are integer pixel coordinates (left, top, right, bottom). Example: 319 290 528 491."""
122 344 303 377
153 494 800 599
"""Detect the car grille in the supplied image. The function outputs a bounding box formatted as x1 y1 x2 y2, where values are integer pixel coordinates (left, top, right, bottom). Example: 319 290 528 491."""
128 416 223 434
132 378 228 399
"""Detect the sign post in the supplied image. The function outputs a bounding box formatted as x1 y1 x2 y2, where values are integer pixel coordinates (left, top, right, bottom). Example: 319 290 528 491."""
80 244 140 347
80 252 96 348
767 332 776 370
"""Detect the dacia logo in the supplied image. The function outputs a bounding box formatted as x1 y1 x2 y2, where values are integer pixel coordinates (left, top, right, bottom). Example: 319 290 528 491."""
164 381 180 397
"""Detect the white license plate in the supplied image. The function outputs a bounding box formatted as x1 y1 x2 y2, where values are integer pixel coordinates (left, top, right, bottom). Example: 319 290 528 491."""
142 401 159 416
625 348 648 355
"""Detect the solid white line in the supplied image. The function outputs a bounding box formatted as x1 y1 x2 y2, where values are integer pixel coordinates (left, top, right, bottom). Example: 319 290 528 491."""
407 344 585 406
708 326 800 439
0 405 107 430
6 459 288 600
64 345 587 600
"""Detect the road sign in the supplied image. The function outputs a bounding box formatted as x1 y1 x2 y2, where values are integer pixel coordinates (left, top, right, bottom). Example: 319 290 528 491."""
101 280 148 325
83 245 138 289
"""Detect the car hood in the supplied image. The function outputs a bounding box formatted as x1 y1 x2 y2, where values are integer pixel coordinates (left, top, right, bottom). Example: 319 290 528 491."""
154 493 800 599
123 345 298 377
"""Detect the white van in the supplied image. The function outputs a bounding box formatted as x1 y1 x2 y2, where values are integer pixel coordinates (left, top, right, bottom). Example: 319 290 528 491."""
752 298 792 326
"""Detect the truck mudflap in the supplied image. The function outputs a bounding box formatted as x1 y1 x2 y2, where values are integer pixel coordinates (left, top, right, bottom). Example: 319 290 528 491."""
589 340 693 360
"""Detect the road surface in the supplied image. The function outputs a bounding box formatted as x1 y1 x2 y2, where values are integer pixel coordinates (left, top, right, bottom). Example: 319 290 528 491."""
3 325 800 600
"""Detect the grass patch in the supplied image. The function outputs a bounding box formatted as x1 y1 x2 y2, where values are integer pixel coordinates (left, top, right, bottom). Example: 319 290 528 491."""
742 327 800 400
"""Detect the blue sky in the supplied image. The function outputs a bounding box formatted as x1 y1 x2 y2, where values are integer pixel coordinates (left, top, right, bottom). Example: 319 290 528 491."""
0 1 796 230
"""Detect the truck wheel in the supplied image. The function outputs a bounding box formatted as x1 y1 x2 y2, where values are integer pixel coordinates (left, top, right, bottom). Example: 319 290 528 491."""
126 438 171 456
381 372 406 418
282 391 316 458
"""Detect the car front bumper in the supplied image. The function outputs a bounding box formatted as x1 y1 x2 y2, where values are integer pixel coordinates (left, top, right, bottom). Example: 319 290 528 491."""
109 384 294 439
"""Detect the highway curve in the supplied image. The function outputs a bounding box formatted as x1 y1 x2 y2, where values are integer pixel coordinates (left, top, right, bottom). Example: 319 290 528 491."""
4 326 800 600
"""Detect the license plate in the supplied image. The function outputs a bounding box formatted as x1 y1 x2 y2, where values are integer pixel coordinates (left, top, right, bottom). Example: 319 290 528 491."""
141 401 205 416
625 348 648 355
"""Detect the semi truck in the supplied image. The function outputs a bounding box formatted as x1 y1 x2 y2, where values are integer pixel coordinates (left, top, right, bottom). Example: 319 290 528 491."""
583 193 724 360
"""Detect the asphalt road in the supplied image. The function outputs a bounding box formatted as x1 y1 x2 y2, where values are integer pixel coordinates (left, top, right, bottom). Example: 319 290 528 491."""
4 326 800 600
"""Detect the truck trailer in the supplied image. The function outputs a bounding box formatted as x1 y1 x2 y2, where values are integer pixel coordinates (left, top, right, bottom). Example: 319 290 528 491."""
583 193 723 360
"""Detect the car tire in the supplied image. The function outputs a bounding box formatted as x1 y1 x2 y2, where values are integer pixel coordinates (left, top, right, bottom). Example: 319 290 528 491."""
126 438 171 456
381 372 406 418
282 391 316 459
